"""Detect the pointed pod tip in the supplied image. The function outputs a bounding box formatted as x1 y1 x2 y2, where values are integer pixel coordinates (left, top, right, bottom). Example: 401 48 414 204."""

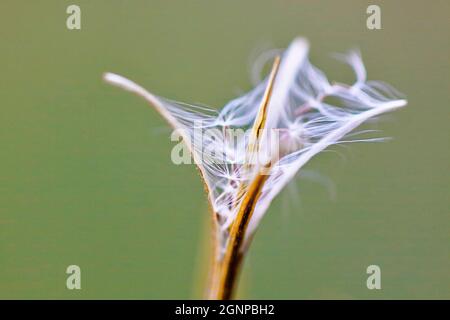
290 37 310 52
102 72 123 85
101 72 146 97
391 99 408 109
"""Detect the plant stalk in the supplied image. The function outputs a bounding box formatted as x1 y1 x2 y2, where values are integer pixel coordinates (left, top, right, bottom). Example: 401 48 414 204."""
206 56 281 300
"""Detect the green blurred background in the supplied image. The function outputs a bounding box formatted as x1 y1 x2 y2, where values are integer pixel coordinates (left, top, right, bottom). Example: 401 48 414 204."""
0 0 448 299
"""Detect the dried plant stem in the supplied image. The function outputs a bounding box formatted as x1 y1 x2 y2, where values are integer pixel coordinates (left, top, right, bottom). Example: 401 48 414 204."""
207 57 280 300
208 171 269 299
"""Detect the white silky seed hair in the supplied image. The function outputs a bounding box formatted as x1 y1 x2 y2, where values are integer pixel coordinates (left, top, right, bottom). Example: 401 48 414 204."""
103 37 407 257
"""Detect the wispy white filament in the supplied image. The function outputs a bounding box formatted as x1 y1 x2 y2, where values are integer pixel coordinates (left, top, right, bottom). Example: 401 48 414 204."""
103 37 407 255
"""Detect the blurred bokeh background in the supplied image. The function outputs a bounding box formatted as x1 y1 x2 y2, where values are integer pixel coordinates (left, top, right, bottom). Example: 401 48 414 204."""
0 0 448 299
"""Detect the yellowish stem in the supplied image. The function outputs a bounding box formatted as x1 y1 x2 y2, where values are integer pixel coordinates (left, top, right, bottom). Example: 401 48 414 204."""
207 56 281 299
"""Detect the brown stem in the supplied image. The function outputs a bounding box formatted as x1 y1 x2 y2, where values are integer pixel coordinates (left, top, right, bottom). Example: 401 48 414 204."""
208 171 269 299
206 56 281 300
